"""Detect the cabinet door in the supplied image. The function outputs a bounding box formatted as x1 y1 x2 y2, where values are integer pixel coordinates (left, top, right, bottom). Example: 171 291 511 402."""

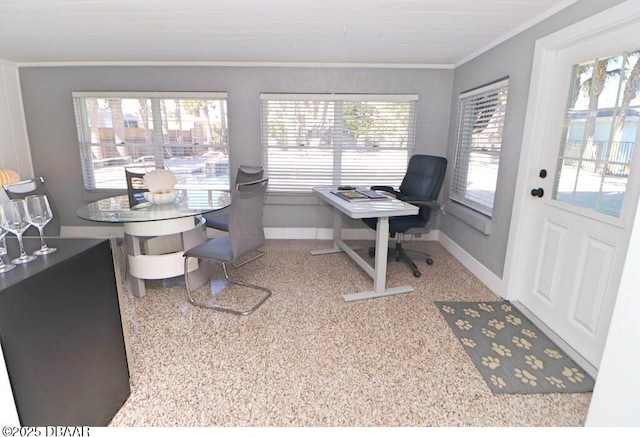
0 239 130 426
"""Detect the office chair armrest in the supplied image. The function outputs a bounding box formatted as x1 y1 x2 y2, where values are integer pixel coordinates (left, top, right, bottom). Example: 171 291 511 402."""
401 197 442 210
370 185 400 196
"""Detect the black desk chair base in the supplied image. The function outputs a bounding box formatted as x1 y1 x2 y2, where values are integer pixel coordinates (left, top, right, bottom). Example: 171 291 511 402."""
184 259 272 316
368 234 433 278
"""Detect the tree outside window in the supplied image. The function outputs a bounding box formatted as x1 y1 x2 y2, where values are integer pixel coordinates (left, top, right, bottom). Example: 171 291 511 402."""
74 92 229 191
261 94 417 193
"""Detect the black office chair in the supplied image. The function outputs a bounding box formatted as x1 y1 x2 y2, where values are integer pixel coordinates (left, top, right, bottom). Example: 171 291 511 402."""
203 165 265 267
2 176 61 236
362 154 447 278
183 177 271 315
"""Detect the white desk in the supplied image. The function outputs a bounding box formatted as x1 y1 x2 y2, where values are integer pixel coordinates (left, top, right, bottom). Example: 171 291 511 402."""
312 187 419 301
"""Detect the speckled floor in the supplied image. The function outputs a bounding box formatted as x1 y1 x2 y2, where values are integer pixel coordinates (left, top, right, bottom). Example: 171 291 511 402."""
109 239 592 427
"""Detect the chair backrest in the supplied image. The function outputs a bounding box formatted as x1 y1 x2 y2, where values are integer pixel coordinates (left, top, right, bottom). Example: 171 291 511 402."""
202 165 265 232
2 176 61 236
235 165 264 185
399 154 448 221
124 167 148 207
228 177 268 260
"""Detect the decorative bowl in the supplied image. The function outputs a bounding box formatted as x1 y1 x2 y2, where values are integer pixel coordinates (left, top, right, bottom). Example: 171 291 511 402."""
143 169 177 193
143 189 177 205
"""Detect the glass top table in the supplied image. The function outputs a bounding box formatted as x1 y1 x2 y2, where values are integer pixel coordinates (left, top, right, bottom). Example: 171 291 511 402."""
76 189 231 298
76 190 230 223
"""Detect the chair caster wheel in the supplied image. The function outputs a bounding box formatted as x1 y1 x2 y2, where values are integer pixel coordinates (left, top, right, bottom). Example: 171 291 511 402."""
413 270 421 278
426 258 433 265
368 248 375 257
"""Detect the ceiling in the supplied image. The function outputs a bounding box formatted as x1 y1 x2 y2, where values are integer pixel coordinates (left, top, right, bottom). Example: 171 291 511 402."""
0 0 577 67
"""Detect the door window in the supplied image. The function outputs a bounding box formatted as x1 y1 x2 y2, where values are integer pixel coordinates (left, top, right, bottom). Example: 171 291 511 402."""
554 50 640 217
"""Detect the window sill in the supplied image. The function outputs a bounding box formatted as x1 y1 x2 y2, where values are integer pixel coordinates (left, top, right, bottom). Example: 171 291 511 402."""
444 200 492 235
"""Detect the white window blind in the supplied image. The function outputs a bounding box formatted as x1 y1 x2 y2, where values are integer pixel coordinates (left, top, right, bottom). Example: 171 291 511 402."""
73 92 229 191
450 79 509 216
260 93 418 193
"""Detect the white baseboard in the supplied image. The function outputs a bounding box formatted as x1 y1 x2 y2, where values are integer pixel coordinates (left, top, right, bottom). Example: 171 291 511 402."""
437 232 503 297
264 227 329 240
64 225 440 242
265 227 440 241
264 227 377 240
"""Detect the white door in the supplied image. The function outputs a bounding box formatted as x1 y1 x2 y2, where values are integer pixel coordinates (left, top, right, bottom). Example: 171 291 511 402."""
505 4 640 369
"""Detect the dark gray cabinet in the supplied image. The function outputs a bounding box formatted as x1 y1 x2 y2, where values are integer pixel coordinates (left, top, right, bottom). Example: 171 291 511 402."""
0 237 130 426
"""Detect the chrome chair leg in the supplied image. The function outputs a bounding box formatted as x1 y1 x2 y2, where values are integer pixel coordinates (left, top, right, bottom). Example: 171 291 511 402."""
184 256 272 316
232 249 265 268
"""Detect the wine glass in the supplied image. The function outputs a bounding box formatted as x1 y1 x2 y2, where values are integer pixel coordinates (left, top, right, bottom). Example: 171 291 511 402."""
0 199 37 264
25 194 57 255
0 226 16 273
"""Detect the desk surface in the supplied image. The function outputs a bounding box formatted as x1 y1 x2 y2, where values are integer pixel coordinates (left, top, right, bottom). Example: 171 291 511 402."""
76 190 230 223
313 186 418 219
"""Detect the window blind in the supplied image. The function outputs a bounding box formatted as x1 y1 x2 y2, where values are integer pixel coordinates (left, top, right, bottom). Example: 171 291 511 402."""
450 79 509 216
260 93 418 193
73 92 229 191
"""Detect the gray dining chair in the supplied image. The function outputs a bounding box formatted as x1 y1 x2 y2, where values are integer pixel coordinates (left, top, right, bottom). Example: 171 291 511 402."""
2 176 61 236
203 164 266 267
183 176 271 315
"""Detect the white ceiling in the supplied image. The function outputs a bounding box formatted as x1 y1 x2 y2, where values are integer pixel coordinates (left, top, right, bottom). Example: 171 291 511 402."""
0 0 577 67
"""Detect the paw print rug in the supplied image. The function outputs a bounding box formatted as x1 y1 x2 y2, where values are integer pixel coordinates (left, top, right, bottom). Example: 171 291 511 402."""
435 301 595 394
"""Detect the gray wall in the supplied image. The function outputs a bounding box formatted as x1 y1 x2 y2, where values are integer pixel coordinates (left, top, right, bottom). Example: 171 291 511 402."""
440 0 626 278
19 66 453 229
18 0 627 280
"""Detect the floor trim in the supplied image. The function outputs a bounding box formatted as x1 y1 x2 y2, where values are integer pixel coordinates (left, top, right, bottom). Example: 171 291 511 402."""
437 232 504 296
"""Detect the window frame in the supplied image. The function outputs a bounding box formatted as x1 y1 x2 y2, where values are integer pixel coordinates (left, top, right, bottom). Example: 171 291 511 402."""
260 93 418 194
450 78 510 217
73 91 229 191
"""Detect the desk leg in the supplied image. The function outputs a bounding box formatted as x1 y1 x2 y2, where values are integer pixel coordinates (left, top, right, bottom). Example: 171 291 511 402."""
311 208 362 255
373 217 390 293
342 216 414 302
310 208 344 255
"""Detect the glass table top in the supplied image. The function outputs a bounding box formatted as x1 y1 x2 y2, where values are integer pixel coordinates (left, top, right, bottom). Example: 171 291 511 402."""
76 190 230 223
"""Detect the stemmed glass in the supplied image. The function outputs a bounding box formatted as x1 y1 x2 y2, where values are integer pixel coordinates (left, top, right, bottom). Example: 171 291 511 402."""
25 194 57 255
0 199 37 264
0 226 16 272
